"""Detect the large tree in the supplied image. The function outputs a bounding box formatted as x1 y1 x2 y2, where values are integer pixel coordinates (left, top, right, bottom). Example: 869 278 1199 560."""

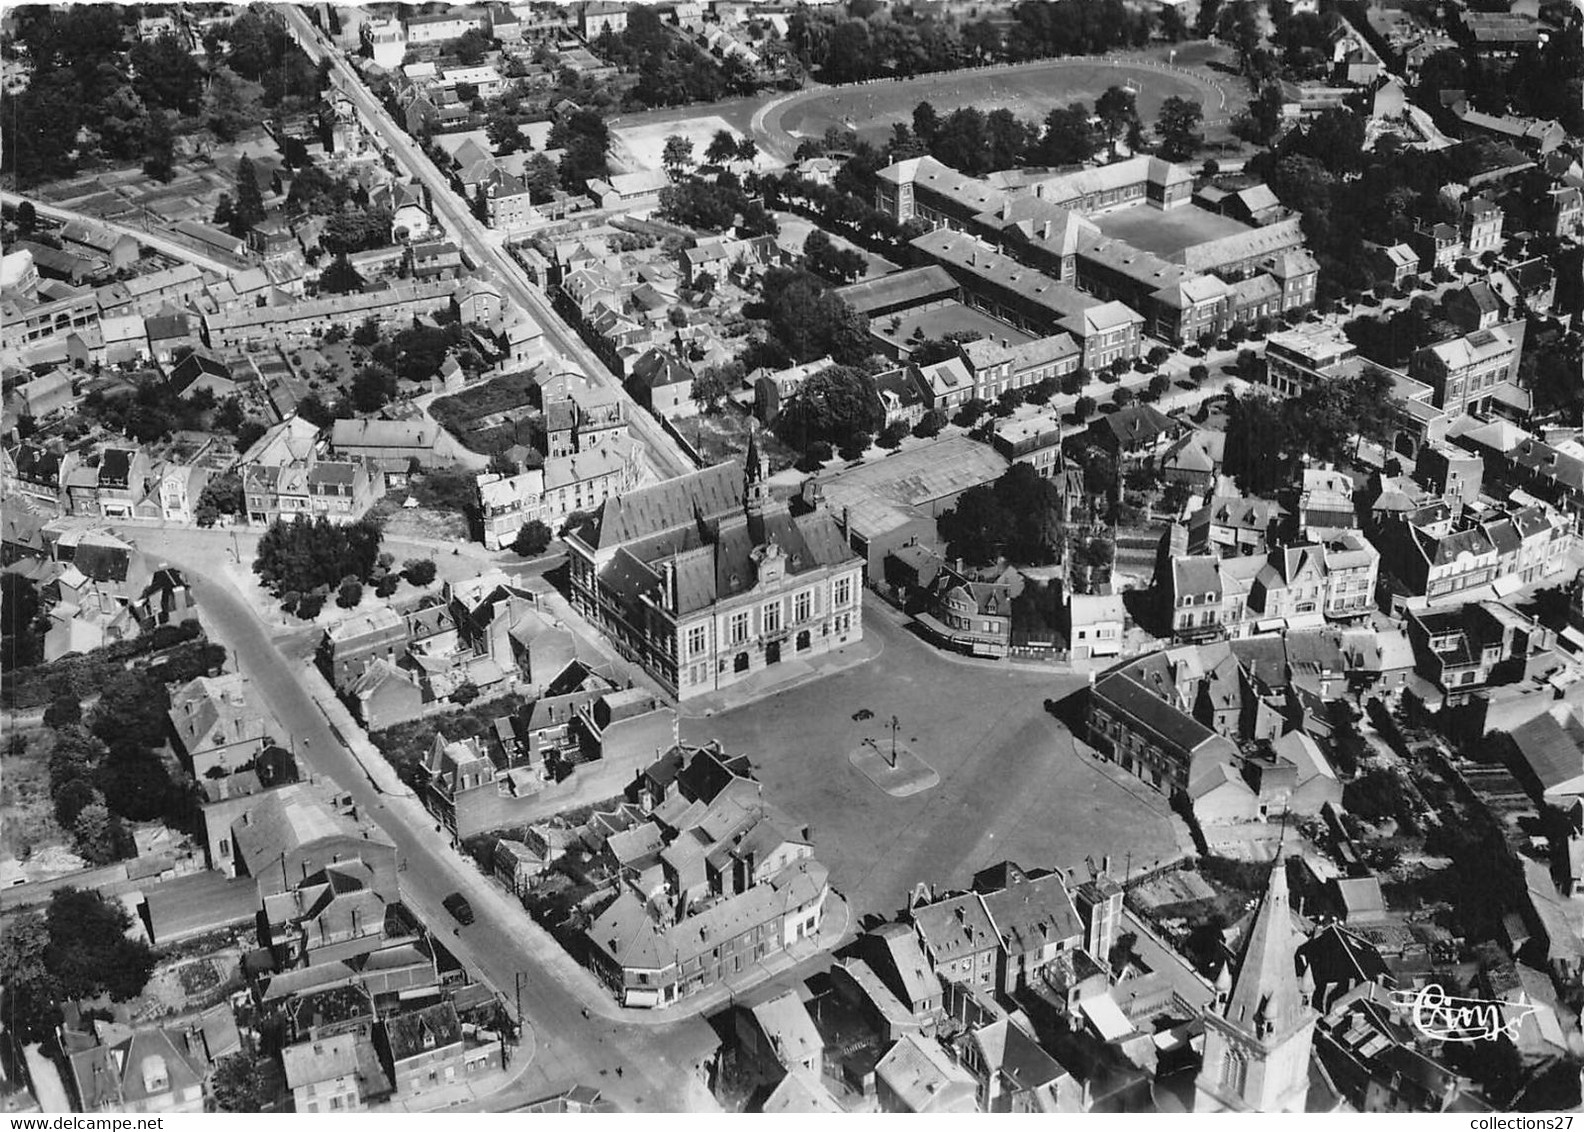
1037 103 1098 166
772 365 885 450
661 134 695 177
938 463 1067 566
758 267 872 365
231 156 267 235
1095 85 1141 158
0 913 61 1042
1156 97 1205 161
211 1053 270 1113
705 128 740 168
129 33 205 115
205 66 265 143
44 887 156 1003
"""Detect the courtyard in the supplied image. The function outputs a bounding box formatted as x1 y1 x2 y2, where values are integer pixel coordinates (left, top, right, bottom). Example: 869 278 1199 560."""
870 300 1035 357
683 601 1187 920
1090 202 1254 259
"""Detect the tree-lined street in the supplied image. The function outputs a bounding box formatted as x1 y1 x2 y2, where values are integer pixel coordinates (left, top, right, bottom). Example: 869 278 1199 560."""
276 6 695 482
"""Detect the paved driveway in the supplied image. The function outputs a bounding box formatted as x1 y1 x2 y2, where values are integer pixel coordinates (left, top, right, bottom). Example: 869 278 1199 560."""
685 600 1186 919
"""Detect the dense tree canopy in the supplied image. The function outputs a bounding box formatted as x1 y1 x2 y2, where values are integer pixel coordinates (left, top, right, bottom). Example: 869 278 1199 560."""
772 365 886 450
787 0 1154 83
938 464 1068 566
46 887 157 1001
554 109 612 194
254 515 384 597
1223 368 1397 495
2 6 326 187
756 267 872 367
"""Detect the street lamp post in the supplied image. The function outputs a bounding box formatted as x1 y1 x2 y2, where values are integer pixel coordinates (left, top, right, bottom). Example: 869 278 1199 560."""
888 715 900 768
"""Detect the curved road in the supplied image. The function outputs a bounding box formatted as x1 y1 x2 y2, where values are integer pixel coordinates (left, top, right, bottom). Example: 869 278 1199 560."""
160 546 718 1112
277 8 694 482
0 190 245 277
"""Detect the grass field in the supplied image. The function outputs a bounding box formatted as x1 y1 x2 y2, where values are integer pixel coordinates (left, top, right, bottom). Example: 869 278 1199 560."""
429 370 540 456
775 54 1241 151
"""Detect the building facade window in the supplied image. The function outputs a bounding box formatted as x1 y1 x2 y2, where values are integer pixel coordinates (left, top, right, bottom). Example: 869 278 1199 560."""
763 601 781 633
730 611 749 645
833 576 852 607
687 625 707 656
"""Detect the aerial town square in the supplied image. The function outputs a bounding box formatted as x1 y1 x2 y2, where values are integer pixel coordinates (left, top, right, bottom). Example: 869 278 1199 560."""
1 0 1582 1117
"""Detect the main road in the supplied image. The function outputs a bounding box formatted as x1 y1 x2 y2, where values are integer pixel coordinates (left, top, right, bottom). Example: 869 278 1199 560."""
278 7 695 481
148 534 719 1112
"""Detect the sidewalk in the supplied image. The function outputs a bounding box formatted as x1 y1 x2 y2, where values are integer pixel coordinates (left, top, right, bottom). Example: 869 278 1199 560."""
861 594 1076 678
299 659 415 799
679 633 884 718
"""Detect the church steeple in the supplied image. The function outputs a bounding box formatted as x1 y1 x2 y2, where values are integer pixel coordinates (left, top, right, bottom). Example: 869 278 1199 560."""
744 424 771 516
1223 858 1309 1041
1194 856 1317 1113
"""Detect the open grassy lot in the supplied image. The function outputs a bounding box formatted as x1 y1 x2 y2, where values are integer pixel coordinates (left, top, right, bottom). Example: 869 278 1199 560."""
683 606 1185 919
774 52 1242 150
430 370 542 456
1090 202 1254 258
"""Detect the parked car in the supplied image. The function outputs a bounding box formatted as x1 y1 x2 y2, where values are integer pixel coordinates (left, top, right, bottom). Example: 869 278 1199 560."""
443 892 475 925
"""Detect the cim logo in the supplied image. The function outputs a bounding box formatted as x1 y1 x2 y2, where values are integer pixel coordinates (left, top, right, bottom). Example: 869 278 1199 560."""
1391 983 1536 1043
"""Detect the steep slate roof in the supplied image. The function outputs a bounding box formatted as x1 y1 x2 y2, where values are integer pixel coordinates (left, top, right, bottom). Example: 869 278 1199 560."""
912 892 998 965
1176 217 1305 271
868 921 939 1007
834 265 957 317
874 1033 977 1113
1511 706 1584 796
231 784 392 878
582 460 742 550
1094 669 1222 754
979 866 1084 953
169 673 268 756
1222 861 1312 1040
383 1002 463 1062
282 1032 361 1089
760 1071 844 1113
68 1026 203 1110
1102 403 1177 447
749 991 823 1070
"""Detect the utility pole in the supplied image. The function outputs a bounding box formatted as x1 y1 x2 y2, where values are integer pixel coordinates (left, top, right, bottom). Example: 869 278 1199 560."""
888 715 900 768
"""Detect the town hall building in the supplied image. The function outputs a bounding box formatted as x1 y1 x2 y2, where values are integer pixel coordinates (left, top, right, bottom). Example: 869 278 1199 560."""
565 437 864 700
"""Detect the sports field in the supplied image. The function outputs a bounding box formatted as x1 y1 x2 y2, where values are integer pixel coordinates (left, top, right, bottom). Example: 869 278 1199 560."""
773 54 1242 151
610 114 763 175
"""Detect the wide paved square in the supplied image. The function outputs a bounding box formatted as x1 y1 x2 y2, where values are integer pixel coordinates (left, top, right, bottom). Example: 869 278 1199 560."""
683 603 1185 919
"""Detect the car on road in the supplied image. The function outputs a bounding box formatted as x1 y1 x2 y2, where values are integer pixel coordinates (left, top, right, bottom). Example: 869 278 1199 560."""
443 893 475 925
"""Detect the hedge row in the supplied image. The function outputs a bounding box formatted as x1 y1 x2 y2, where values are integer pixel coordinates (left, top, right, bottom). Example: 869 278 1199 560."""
2 620 203 710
